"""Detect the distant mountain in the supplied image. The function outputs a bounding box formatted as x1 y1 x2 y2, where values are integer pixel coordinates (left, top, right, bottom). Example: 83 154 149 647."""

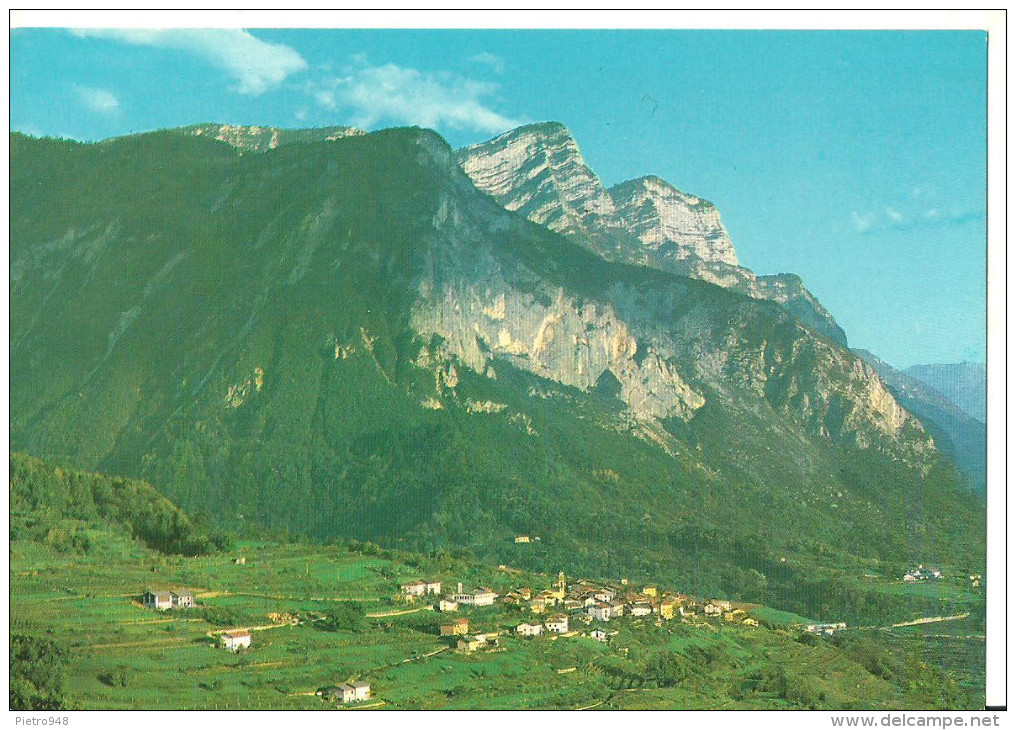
854 350 985 493
457 122 848 347
10 127 983 615
904 363 987 424
182 122 364 153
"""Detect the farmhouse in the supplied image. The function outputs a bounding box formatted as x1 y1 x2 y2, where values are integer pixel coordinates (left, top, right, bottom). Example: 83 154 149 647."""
704 600 731 616
544 614 569 634
457 635 486 652
402 580 442 596
516 622 544 637
328 681 371 703
904 565 942 582
143 591 173 610
402 580 427 596
220 630 252 652
439 597 459 612
805 622 847 636
589 629 609 643
440 618 470 637
171 591 194 608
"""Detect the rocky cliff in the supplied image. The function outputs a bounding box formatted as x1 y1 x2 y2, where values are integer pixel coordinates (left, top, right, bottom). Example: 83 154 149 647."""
457 122 847 346
183 123 365 153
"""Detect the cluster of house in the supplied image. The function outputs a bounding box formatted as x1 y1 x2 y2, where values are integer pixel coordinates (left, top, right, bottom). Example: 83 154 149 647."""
142 590 195 611
401 580 499 610
322 681 371 704
501 574 759 628
804 622 847 636
903 565 942 582
414 572 761 639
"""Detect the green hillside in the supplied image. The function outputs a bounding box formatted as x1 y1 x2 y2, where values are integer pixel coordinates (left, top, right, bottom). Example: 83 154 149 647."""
10 455 982 710
9 128 985 629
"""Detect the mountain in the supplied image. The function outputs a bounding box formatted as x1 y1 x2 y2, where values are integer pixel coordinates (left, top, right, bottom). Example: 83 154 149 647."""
182 122 365 153
10 127 984 619
457 122 847 347
854 351 986 493
904 363 987 424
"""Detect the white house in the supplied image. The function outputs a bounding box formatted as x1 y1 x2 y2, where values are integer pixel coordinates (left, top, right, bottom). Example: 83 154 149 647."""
220 630 252 652
424 580 442 595
589 629 609 643
171 591 194 609
607 600 625 618
143 591 173 610
545 614 569 634
588 602 613 621
516 622 543 637
805 622 847 636
704 600 731 616
593 589 616 603
439 597 459 612
401 580 427 596
332 681 371 703
455 587 498 606
629 602 653 617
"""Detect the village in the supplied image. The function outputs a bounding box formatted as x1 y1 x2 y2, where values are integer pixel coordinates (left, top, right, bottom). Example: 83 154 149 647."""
399 571 766 653
129 549 981 707
137 564 787 706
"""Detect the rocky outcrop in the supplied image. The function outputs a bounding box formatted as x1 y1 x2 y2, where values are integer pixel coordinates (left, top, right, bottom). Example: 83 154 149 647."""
457 122 848 347
456 122 631 258
608 175 738 267
184 123 365 153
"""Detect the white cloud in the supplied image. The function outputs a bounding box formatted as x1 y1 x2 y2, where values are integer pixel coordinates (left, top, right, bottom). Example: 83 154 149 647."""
851 211 874 233
853 205 982 235
74 85 119 115
468 52 505 74
69 28 307 95
312 60 522 134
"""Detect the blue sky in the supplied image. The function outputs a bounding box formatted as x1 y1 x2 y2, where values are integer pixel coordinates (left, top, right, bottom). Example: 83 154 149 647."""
10 28 987 368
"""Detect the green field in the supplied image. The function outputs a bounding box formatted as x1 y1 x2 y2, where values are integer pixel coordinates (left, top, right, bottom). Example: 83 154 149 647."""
10 524 985 711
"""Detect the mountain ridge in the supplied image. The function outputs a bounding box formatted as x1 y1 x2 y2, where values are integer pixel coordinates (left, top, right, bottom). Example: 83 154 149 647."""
456 121 848 347
10 126 984 611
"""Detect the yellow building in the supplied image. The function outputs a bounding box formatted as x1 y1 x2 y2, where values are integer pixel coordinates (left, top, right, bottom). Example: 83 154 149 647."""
550 571 567 600
440 617 470 636
660 599 678 620
642 586 658 598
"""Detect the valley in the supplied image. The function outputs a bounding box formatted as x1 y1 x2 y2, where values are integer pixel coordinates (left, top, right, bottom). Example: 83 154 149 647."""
8 122 987 711
10 454 984 710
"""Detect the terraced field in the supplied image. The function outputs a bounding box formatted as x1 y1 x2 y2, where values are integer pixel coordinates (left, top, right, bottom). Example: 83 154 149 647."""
10 526 984 710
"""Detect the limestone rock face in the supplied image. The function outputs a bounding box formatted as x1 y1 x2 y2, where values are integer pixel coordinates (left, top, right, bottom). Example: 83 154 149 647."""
457 122 847 347
184 123 365 153
457 122 630 256
608 175 738 267
409 228 706 423
404 174 930 465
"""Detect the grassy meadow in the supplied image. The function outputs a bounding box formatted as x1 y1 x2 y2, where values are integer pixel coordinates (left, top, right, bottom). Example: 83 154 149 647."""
10 521 984 711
